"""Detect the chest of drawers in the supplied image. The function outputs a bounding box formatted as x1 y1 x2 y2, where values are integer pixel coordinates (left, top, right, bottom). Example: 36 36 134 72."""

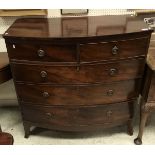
3 15 153 139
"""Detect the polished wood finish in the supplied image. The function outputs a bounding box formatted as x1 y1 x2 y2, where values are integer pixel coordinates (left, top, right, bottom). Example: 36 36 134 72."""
0 132 14 145
11 59 145 84
6 43 77 62
3 15 153 139
21 101 132 132
16 80 141 106
80 37 149 62
3 15 152 39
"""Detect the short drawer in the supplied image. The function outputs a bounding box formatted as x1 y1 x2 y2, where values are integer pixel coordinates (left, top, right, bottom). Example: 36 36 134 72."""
12 58 145 84
21 102 132 129
16 80 141 106
6 43 77 62
80 37 149 62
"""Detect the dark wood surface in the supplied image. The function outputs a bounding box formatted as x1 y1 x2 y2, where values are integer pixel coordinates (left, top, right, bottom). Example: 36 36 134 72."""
6 37 149 63
3 16 153 139
21 101 132 131
3 15 152 39
134 64 155 145
11 58 145 84
16 79 141 106
0 132 14 145
6 43 77 62
80 37 149 62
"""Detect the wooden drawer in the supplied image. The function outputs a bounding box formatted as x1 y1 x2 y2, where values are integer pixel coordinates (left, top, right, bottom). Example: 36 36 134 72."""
6 43 77 62
16 80 141 106
80 37 149 62
21 102 131 130
12 58 145 84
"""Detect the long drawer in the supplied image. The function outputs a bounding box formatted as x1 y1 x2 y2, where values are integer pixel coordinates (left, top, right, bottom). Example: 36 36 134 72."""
21 102 132 130
16 80 141 106
80 37 148 62
11 58 145 84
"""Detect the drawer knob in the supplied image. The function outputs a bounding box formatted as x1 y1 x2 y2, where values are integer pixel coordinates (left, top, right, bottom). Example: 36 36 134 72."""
43 92 49 98
106 110 113 117
38 49 45 57
46 112 53 119
107 90 114 96
112 46 119 55
109 68 117 76
40 71 47 78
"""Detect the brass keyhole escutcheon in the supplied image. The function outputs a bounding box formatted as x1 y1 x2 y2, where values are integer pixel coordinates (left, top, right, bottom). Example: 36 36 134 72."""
112 46 119 55
43 92 49 98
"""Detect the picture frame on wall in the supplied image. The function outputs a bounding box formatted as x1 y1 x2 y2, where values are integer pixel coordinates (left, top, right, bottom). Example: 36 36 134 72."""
61 9 88 15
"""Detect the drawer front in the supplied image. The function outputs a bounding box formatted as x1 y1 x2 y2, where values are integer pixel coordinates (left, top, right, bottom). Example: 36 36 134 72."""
6 43 77 62
21 102 131 128
12 59 145 84
16 80 141 106
147 75 155 102
80 37 148 62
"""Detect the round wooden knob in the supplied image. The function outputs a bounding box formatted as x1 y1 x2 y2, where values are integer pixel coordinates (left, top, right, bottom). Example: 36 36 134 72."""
43 92 49 98
112 46 119 55
107 90 114 96
38 49 45 57
46 112 53 119
109 68 117 76
40 71 47 78
106 110 113 117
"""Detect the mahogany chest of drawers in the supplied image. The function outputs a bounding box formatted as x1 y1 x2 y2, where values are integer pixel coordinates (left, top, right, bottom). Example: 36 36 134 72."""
3 15 153 139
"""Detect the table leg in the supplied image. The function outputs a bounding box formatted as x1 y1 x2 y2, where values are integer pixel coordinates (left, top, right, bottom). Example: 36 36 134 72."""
127 119 133 136
23 122 31 138
134 106 150 145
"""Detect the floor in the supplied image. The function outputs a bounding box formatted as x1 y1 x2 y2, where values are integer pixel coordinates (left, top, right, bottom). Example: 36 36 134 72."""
0 104 155 145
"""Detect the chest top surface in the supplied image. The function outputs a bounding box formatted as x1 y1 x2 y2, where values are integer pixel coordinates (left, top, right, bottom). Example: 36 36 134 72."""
3 15 153 40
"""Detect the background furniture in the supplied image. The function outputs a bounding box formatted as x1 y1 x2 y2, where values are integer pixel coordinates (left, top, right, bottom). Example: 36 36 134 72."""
0 52 12 83
0 52 13 145
3 15 152 139
134 49 155 145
